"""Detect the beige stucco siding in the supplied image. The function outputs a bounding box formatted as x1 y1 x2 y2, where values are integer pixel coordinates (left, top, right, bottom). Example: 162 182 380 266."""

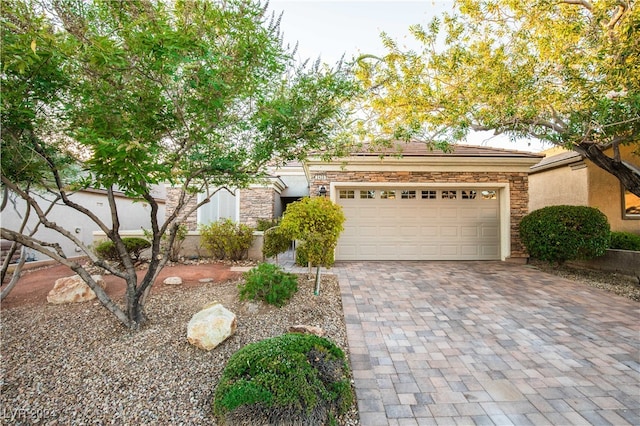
529 164 589 212
587 145 640 233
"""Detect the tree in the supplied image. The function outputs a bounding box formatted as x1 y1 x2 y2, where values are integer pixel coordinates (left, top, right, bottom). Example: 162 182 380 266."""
279 197 345 295
356 0 640 196
0 0 358 329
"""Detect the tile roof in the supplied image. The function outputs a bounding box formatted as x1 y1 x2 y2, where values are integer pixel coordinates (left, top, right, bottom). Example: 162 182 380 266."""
529 150 583 173
351 141 543 158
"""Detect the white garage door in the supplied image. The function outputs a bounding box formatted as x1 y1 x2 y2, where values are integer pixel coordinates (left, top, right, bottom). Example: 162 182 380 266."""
336 187 500 260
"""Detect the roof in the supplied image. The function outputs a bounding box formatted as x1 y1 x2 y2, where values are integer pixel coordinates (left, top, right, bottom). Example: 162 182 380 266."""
529 150 583 173
351 142 543 159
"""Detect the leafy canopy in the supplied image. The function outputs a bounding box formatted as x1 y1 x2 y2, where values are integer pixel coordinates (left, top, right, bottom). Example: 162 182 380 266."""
357 0 640 195
0 0 359 329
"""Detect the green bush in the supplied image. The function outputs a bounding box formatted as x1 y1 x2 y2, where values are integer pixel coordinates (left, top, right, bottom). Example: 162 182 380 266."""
200 219 254 260
262 226 291 259
610 231 640 251
94 237 151 265
519 205 610 264
238 263 298 307
212 333 353 425
256 218 280 232
295 241 335 267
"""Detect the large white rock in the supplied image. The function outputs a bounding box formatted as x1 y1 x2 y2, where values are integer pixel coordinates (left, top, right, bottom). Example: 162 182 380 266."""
163 276 183 285
47 275 106 304
187 302 237 351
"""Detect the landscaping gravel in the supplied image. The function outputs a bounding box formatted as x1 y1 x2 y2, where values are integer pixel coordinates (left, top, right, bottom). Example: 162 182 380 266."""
529 259 640 301
0 273 358 425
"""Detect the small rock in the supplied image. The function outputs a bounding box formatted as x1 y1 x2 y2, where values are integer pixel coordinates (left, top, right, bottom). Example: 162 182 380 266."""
47 275 107 304
288 324 326 337
198 278 213 283
187 302 237 351
163 276 182 285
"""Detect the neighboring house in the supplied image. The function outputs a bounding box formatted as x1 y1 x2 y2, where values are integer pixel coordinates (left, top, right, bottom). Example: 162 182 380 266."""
529 144 640 234
1 186 166 262
168 143 543 261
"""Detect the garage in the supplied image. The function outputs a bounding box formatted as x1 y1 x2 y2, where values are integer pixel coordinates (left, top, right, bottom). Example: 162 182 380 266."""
336 186 501 260
304 142 542 262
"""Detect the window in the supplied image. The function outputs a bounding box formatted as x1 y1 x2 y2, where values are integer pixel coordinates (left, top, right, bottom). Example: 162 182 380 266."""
401 190 416 199
380 190 396 199
421 190 436 199
339 190 355 199
462 190 477 200
360 190 375 199
442 190 457 199
622 187 640 219
481 190 497 200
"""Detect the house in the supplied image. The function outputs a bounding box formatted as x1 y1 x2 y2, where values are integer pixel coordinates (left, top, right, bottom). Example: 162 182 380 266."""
529 144 640 234
1 186 166 262
168 143 543 261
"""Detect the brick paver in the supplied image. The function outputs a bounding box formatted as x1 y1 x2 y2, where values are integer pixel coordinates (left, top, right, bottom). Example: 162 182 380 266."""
333 261 640 425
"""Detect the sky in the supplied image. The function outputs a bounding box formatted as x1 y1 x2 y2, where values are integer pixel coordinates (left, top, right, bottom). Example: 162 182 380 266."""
267 0 550 153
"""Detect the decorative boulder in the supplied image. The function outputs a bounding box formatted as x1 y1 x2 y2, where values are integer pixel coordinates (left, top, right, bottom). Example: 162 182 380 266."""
163 276 183 285
47 275 106 304
187 302 237 351
288 324 326 337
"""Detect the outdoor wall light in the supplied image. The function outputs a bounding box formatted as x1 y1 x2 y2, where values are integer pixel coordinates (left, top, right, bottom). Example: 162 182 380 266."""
318 186 327 197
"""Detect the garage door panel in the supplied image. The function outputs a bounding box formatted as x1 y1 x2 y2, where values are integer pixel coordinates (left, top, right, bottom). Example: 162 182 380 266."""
440 226 458 237
461 226 479 237
337 187 500 260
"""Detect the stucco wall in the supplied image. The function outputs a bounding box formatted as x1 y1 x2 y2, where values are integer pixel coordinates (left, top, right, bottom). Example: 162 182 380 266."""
308 170 531 259
587 145 640 233
3 189 165 261
529 164 589 211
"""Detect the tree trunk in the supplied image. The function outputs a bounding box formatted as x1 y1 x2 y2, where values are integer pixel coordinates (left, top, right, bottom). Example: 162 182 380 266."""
314 265 321 295
576 142 640 197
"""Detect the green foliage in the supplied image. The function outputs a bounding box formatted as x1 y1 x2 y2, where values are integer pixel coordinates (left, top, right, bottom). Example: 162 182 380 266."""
94 238 151 266
255 218 280 232
0 0 359 329
519 206 611 264
200 219 254 261
356 0 640 196
295 241 335 267
213 333 353 425
610 232 640 251
279 197 345 268
143 223 188 262
262 226 291 259
238 263 298 307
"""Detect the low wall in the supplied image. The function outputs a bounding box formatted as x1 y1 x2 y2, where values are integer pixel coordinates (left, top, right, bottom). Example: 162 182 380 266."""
567 249 640 279
93 230 264 261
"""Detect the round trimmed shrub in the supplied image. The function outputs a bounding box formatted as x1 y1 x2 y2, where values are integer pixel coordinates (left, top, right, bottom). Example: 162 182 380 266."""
519 205 610 264
94 237 151 265
610 231 640 251
212 333 353 425
238 263 298 307
200 219 254 260
262 226 291 259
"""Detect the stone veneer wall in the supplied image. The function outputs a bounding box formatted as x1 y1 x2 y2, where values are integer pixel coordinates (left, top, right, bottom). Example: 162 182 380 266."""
239 188 276 228
309 170 530 259
165 186 199 231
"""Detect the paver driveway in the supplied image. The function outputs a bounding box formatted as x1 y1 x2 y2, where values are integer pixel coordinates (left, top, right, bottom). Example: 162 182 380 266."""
334 261 640 426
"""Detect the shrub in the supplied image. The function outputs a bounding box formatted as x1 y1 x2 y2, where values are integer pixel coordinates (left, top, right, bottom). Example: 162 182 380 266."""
255 218 280 232
610 231 640 251
94 237 151 265
519 205 610 264
200 219 254 260
294 241 335 267
238 263 298 307
262 226 291 259
143 223 188 262
212 333 353 425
